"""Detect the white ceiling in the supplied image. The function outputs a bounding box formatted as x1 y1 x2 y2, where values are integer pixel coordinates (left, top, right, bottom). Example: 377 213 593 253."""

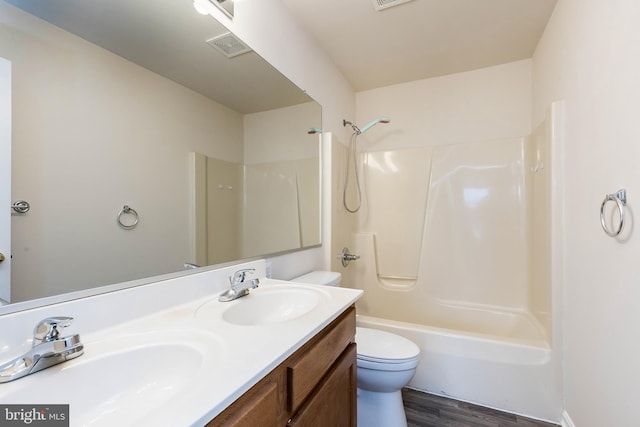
279 0 557 92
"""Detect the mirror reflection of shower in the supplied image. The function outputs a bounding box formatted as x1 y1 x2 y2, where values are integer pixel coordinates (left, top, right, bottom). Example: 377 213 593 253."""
342 117 391 213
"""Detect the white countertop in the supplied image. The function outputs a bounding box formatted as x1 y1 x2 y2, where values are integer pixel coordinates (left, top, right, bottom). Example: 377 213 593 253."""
0 261 362 426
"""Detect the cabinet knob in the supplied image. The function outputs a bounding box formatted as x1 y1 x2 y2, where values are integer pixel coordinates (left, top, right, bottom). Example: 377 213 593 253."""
0 253 4 263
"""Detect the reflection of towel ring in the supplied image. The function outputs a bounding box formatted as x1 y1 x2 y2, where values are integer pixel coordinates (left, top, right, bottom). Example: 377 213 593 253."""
117 205 139 230
11 200 30 213
600 189 626 237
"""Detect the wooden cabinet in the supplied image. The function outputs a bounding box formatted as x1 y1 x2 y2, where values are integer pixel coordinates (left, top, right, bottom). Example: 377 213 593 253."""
207 306 356 427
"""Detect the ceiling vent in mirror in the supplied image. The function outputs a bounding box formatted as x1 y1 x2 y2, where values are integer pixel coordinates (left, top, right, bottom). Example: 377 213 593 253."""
371 0 415 11
208 0 234 18
206 33 252 58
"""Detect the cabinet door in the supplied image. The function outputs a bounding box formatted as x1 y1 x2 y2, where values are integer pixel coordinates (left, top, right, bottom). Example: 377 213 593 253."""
207 379 283 427
287 343 357 427
287 307 355 412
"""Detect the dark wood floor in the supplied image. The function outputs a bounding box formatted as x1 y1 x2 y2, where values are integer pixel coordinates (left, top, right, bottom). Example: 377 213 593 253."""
403 388 559 427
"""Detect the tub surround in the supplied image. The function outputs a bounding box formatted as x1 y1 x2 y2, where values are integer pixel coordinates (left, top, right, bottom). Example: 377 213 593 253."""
0 260 362 426
333 103 561 422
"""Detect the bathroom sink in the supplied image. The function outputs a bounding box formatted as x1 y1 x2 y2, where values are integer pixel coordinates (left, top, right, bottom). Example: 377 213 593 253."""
197 284 330 326
0 331 222 426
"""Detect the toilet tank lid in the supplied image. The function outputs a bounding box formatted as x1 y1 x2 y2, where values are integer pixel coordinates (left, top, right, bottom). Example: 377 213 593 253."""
292 271 341 287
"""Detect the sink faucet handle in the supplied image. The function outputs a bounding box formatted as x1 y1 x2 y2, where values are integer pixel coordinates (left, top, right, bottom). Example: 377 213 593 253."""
230 268 256 285
219 269 259 302
33 316 74 346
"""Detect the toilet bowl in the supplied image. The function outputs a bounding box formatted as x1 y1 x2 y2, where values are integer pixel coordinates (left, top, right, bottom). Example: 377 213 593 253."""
356 326 420 427
292 271 421 427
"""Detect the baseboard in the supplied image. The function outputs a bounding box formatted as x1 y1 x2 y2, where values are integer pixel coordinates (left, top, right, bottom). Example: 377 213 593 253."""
561 411 576 427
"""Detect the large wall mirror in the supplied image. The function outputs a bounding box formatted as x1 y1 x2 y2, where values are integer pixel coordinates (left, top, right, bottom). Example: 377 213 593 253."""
0 0 322 309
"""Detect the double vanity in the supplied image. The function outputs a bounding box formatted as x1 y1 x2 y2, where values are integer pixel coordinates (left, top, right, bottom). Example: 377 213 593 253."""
0 260 362 426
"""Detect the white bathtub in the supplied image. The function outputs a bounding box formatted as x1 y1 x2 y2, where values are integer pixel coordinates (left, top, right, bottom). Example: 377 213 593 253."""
356 314 559 422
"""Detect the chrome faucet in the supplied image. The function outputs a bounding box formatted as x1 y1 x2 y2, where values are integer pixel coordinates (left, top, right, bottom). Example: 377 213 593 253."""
0 316 84 383
184 262 200 269
219 268 260 302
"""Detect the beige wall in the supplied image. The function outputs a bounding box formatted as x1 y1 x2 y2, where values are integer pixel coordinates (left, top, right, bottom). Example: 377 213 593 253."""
1 4 243 301
355 59 532 151
533 0 640 425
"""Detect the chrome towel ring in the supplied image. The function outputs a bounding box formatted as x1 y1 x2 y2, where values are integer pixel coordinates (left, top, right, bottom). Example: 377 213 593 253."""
117 205 139 230
600 189 626 237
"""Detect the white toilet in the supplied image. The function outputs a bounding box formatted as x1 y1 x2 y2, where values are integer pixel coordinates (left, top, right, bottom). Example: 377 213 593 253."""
292 271 420 427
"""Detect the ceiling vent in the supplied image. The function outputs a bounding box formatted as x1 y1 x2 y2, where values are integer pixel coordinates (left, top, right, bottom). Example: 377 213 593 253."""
371 0 415 11
206 32 252 58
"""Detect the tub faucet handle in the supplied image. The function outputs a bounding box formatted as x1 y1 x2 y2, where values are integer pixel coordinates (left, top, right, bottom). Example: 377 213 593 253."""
339 247 360 267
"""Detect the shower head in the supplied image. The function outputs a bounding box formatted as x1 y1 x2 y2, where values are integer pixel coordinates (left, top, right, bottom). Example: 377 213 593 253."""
307 127 323 134
359 116 391 134
343 117 390 135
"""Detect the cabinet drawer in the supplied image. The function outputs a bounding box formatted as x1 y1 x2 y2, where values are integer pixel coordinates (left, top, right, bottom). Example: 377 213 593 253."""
287 307 355 412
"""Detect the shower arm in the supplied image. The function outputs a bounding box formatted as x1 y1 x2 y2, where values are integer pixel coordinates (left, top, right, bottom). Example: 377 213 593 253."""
343 119 361 135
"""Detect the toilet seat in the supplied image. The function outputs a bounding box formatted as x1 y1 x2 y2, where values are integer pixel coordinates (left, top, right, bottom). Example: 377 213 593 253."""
356 327 420 370
357 356 419 371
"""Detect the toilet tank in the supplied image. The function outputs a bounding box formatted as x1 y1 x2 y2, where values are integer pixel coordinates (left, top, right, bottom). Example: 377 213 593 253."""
292 271 341 287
